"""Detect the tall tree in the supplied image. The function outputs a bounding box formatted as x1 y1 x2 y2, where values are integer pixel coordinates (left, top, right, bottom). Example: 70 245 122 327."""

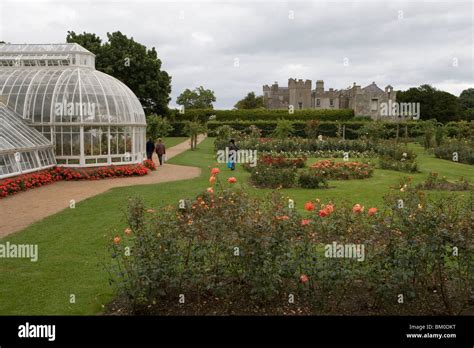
396 84 460 122
66 31 171 116
459 88 474 110
234 92 264 109
176 86 216 109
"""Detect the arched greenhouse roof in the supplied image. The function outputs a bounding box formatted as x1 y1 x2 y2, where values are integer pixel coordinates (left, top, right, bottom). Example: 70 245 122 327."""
0 67 146 125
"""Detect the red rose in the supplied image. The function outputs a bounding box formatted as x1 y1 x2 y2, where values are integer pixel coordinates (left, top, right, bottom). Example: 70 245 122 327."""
227 177 237 184
318 209 328 217
211 168 220 175
304 201 315 211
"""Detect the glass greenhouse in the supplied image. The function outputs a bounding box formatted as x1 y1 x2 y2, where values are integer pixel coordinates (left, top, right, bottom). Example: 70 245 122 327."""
0 43 147 175
0 103 55 178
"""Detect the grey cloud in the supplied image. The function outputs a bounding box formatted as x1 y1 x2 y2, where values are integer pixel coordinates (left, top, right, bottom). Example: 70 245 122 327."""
1 0 472 109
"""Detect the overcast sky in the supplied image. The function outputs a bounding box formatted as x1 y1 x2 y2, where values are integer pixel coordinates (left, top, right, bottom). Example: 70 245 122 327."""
1 0 472 109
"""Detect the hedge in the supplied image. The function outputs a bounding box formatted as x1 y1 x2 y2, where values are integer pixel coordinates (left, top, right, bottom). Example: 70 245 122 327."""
204 121 427 139
169 108 357 122
168 119 472 139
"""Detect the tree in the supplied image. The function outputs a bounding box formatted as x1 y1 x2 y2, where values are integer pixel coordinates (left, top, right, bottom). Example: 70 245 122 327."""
146 115 174 140
234 92 264 109
459 88 474 110
176 86 216 109
66 31 171 116
183 121 206 150
396 84 460 123
273 119 294 139
459 88 474 120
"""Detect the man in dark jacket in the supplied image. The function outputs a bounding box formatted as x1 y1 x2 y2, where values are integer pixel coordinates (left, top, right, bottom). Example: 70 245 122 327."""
146 138 154 160
155 138 166 166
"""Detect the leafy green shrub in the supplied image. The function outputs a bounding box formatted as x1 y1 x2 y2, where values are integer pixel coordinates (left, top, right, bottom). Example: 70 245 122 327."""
249 164 297 188
416 172 471 191
146 115 174 139
379 157 419 172
298 170 328 189
434 139 474 165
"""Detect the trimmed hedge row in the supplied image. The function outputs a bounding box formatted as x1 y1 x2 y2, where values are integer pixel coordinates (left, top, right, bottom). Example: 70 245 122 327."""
205 121 426 139
168 119 472 139
169 108 356 122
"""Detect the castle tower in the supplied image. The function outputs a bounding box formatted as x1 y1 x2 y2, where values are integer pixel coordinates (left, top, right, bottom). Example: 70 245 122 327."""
288 78 312 110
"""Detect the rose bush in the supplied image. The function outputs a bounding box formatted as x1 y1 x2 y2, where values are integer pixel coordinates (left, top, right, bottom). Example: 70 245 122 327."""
109 178 473 315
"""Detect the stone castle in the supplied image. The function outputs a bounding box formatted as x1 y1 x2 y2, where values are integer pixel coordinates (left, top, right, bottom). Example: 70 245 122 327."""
263 79 396 119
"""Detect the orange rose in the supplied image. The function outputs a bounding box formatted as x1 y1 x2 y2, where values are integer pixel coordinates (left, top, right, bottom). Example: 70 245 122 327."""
301 219 311 226
300 274 309 283
206 187 214 194
209 176 216 185
124 227 132 236
113 236 121 245
368 207 378 216
325 203 334 214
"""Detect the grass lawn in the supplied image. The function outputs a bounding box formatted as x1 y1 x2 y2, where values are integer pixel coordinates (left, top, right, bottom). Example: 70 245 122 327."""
0 137 472 315
161 137 189 148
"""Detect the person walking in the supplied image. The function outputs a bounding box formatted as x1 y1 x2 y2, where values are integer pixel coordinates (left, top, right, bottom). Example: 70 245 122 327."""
146 138 155 160
155 138 166 166
228 139 239 171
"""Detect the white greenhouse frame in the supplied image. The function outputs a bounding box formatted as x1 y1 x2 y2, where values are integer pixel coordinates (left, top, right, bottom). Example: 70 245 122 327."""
0 103 56 179
0 43 147 171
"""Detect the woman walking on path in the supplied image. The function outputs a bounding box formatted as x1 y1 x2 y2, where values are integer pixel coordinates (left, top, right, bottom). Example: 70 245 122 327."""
155 138 166 166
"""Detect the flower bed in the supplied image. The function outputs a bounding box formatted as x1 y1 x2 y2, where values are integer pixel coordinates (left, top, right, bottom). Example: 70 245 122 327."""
310 160 373 180
416 172 471 191
259 153 307 168
108 175 473 315
0 164 149 198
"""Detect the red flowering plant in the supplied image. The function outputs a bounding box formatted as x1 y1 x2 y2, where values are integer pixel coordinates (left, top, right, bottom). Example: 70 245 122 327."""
310 160 373 180
0 164 149 199
143 159 157 171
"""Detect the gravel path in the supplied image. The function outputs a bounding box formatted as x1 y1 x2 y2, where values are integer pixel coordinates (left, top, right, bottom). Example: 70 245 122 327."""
0 135 206 237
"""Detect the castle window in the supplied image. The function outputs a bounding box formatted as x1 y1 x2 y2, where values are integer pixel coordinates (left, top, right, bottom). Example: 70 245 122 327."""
316 99 320 107
298 102 302 110
329 99 334 107
371 99 378 111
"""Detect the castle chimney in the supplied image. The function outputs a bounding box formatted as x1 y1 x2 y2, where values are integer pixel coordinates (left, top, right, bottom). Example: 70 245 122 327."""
316 80 324 92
